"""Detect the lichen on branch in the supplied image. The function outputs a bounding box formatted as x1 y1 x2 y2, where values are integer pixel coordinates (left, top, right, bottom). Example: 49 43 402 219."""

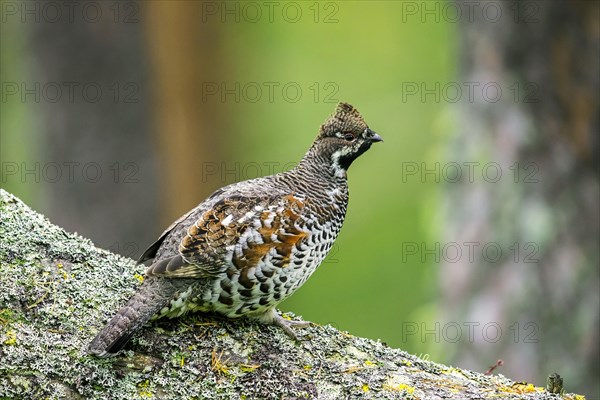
0 189 582 399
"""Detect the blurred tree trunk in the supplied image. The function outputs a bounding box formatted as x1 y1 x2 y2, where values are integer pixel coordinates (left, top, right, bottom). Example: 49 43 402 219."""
144 2 225 227
30 2 157 258
30 1 226 259
441 0 599 397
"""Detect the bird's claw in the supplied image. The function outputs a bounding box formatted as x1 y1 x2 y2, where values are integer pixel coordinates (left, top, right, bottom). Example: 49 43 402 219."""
272 313 312 341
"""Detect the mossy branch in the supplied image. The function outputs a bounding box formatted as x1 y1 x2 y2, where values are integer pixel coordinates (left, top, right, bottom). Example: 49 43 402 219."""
0 189 582 399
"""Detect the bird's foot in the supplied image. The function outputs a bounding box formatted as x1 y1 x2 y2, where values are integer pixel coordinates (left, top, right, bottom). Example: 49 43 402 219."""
255 309 312 340
272 313 312 340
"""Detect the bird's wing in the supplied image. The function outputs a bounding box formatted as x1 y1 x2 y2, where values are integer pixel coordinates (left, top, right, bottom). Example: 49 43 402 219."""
137 188 227 264
144 193 310 279
136 208 196 265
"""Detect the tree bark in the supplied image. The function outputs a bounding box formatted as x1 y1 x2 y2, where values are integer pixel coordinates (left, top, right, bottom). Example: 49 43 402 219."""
440 0 598 397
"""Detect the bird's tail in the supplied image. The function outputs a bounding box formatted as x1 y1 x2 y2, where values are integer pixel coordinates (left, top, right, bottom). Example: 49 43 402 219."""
87 277 184 357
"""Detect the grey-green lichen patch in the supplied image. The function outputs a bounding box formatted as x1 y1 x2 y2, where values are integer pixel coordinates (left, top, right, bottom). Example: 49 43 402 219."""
0 189 585 399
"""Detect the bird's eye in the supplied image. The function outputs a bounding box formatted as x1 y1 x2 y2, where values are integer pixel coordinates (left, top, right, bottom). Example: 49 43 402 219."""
343 132 356 141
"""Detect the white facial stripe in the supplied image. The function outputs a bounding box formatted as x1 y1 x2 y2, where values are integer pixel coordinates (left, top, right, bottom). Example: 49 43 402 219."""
330 150 350 177
332 146 354 158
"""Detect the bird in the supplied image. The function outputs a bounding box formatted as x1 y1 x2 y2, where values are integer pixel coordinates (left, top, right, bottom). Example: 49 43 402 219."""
88 102 382 357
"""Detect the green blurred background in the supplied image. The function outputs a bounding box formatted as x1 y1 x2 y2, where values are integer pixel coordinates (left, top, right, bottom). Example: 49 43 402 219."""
1 1 598 397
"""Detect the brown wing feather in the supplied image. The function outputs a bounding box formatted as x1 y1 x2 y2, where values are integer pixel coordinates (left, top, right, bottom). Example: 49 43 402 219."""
145 194 309 279
137 207 197 264
232 194 308 270
144 255 202 277
137 188 227 264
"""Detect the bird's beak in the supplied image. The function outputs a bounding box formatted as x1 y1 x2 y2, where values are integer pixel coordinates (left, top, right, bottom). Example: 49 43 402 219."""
367 129 383 143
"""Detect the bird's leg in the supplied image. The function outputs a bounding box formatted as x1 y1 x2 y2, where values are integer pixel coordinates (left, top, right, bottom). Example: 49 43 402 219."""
256 308 312 340
272 313 312 340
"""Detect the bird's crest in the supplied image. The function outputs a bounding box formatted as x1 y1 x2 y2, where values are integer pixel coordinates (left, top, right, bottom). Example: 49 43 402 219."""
319 102 368 138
